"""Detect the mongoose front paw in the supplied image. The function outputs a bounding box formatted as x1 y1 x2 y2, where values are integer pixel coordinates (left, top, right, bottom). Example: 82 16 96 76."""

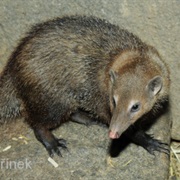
145 136 169 155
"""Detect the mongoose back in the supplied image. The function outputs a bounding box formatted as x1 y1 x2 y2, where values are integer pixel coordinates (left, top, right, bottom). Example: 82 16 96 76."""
0 15 170 157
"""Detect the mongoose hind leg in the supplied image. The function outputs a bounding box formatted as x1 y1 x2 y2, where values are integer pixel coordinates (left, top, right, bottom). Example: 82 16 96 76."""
34 128 67 157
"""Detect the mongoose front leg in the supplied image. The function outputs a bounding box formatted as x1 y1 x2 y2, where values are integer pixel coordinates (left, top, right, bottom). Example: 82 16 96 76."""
125 128 169 155
71 111 94 126
34 128 67 157
71 111 107 127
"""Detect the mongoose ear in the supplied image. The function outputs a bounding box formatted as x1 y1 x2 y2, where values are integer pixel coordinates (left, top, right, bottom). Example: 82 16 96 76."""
109 70 117 84
147 76 163 97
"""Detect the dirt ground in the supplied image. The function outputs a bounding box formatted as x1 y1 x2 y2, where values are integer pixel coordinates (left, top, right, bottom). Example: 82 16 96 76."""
170 141 180 179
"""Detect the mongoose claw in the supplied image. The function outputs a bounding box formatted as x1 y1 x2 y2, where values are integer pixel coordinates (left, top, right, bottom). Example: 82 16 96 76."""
129 130 170 156
47 138 68 158
145 137 170 156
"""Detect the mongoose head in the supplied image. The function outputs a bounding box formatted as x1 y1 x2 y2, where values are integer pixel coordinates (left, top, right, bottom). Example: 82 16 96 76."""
108 50 169 139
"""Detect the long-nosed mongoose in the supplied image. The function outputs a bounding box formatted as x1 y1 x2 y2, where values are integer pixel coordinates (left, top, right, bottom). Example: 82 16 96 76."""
0 15 170 157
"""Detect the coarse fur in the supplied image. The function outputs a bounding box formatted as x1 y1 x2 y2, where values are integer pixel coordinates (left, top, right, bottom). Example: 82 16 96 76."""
0 15 170 157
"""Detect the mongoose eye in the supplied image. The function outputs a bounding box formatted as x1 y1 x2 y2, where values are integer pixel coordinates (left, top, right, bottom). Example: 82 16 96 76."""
112 95 118 108
112 97 116 107
131 102 141 113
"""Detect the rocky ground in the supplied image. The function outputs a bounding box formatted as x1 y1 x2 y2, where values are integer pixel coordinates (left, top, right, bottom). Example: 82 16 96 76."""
0 115 171 180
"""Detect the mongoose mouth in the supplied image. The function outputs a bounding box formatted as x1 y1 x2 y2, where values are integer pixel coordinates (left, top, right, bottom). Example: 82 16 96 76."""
109 130 120 139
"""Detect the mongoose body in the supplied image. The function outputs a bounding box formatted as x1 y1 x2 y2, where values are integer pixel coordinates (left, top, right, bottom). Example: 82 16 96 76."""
0 16 170 157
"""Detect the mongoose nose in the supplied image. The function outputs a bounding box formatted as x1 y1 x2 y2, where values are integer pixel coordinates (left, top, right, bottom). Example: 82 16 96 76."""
109 130 120 139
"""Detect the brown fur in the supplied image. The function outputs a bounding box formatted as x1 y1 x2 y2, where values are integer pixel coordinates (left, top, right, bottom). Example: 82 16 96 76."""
0 15 170 155
108 48 169 138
